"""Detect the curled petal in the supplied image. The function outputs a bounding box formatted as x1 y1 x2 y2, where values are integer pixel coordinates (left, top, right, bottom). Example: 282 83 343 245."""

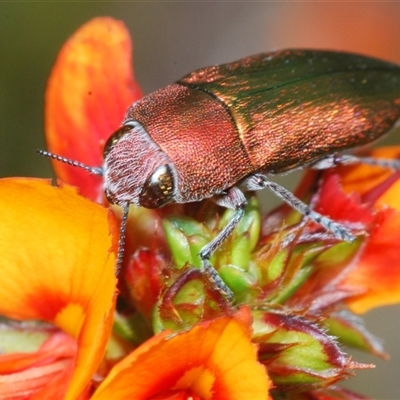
92 307 271 400
45 17 142 201
0 178 118 399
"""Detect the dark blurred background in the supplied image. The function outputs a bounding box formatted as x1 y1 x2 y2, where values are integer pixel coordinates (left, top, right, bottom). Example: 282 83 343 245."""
1 3 400 398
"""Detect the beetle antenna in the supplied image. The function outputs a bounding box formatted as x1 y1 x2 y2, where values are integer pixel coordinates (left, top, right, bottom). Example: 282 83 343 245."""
37 149 129 275
37 149 103 176
116 203 129 275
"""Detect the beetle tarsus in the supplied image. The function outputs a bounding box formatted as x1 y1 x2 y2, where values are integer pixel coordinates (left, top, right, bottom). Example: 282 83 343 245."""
202 259 234 301
242 173 357 242
314 213 356 242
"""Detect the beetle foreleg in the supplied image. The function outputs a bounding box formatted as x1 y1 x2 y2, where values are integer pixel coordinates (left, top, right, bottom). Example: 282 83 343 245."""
115 203 130 275
198 187 247 301
200 186 247 260
200 207 243 301
242 174 357 242
199 207 245 261
202 259 235 301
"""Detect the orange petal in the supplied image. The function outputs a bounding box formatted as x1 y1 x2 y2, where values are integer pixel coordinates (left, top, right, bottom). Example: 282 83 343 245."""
338 146 400 210
327 148 400 313
0 178 118 399
92 307 271 400
342 208 400 313
45 17 142 201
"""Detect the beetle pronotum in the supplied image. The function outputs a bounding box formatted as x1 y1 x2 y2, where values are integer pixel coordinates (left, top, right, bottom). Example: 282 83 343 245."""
39 49 400 300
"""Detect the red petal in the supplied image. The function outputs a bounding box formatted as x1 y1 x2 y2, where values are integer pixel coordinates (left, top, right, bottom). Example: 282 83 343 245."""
316 172 375 226
342 208 400 313
45 17 142 201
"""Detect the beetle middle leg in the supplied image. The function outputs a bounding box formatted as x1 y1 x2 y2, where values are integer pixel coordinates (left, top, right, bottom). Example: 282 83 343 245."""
242 174 356 242
199 186 247 301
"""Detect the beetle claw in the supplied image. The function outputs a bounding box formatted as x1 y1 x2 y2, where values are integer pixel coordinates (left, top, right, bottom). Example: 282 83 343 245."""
327 221 357 242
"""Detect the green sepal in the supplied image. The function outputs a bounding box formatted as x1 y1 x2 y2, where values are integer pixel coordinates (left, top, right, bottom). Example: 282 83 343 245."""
217 195 260 269
113 311 152 346
153 265 234 334
252 309 367 390
272 264 314 304
230 234 252 270
0 319 49 354
325 311 388 358
218 263 259 302
271 242 329 303
316 239 362 265
163 216 211 268
218 195 260 250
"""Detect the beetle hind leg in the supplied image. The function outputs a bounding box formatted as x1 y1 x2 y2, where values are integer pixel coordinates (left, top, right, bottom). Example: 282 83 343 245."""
242 174 357 242
310 153 400 170
352 156 400 170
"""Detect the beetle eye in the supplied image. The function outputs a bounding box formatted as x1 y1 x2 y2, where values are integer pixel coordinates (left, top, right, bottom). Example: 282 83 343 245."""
139 164 175 208
103 125 132 158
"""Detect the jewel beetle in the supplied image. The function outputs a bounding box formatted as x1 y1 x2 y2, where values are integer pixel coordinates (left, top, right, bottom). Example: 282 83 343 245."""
39 49 400 299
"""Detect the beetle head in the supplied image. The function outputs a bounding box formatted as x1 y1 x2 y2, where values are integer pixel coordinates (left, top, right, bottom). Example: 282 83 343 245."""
103 121 176 209
37 121 176 274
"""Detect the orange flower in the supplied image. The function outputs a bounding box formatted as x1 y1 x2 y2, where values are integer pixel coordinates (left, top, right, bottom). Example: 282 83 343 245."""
14 13 399 398
0 178 118 399
26 17 271 399
45 17 142 202
92 307 271 400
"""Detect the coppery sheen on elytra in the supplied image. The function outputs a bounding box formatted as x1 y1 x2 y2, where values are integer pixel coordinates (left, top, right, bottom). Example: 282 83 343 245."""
105 49 400 207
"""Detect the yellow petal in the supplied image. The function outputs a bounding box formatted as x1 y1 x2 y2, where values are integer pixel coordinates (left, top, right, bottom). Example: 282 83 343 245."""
0 178 118 399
